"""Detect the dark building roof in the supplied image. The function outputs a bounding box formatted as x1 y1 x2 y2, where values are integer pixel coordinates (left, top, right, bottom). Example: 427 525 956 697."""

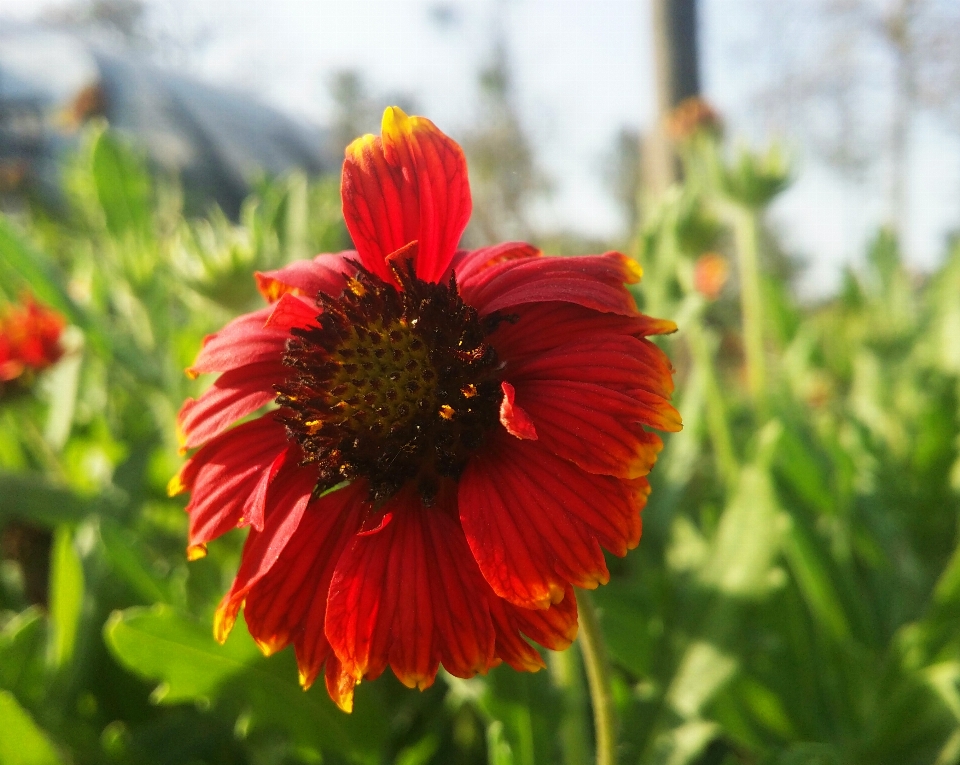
0 26 337 216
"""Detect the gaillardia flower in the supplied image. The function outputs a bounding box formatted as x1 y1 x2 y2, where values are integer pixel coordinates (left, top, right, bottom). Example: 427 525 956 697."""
171 108 680 712
0 295 65 391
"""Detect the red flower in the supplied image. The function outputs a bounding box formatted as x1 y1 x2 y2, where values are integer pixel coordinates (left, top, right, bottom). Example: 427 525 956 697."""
693 252 730 300
0 296 65 385
171 108 681 712
0 335 16 383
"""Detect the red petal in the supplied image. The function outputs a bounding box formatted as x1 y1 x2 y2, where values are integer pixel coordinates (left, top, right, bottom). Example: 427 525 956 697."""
488 600 545 672
509 585 579 651
507 335 680 413
459 252 642 316
489 585 579 671
325 653 357 713
325 486 496 689
244 447 290 532
187 293 320 381
214 463 317 642
262 292 320 332
177 361 284 450
460 431 647 608
187 306 288 378
256 253 356 303
241 482 367 678
423 504 498 680
449 242 540 283
325 494 434 688
341 107 471 283
512 379 665 478
173 417 289 548
491 301 677 362
499 381 538 440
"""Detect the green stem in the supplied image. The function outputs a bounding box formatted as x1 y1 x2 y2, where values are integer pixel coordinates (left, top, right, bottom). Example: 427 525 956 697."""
732 206 767 406
685 312 738 486
576 589 617 765
549 642 590 765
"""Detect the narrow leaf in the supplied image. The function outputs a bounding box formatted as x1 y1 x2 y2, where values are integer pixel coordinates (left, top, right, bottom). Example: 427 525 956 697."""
0 690 63 765
47 527 83 668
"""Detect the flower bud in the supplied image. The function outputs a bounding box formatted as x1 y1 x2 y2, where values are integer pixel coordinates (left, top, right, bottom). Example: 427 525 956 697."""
666 97 723 142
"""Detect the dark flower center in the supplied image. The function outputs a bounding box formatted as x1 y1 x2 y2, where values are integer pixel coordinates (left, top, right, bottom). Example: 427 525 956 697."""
276 260 507 506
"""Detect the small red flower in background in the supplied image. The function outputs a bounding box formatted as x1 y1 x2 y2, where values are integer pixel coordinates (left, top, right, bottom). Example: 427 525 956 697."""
0 295 65 386
171 108 681 712
693 252 730 300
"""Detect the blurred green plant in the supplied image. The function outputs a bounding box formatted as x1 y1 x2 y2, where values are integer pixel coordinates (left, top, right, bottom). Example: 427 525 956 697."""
0 115 959 765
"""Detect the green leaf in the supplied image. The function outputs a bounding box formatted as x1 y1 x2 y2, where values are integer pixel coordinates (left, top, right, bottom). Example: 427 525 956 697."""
738 676 797 738
90 130 152 240
781 517 852 642
666 640 738 720
445 666 563 765
47 527 84 668
393 734 440 765
0 218 78 323
775 426 834 515
486 720 516 765
590 578 654 678
0 609 46 700
648 720 719 765
99 523 172 605
42 331 83 451
104 605 386 763
934 729 960 765
0 690 63 765
0 473 124 526
776 742 842 765
925 662 960 724
104 605 260 705
701 422 786 598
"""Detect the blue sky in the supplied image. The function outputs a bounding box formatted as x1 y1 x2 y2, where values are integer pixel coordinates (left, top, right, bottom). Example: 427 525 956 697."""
3 0 959 295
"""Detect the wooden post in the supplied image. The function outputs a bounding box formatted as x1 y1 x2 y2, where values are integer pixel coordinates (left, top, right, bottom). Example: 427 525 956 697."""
643 0 701 197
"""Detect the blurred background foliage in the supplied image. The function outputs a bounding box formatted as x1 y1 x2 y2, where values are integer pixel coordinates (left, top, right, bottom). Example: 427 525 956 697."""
3 29 960 765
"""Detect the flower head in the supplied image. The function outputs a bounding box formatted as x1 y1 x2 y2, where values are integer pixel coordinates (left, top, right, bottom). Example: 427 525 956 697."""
0 295 65 389
172 108 681 712
666 96 723 142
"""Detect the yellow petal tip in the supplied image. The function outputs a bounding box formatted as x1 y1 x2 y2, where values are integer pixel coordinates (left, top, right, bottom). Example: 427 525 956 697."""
186 543 207 561
548 582 566 605
254 636 283 657
624 257 643 283
334 693 354 714
213 600 241 644
381 105 411 135
167 473 186 497
298 668 314 690
175 419 190 451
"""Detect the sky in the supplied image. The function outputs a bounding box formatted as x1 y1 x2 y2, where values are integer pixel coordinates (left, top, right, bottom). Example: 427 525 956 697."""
2 0 959 296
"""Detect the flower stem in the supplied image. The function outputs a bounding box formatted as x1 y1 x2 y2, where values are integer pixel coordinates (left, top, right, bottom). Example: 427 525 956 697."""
576 589 617 765
549 646 590 765
685 307 738 486
732 206 767 407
